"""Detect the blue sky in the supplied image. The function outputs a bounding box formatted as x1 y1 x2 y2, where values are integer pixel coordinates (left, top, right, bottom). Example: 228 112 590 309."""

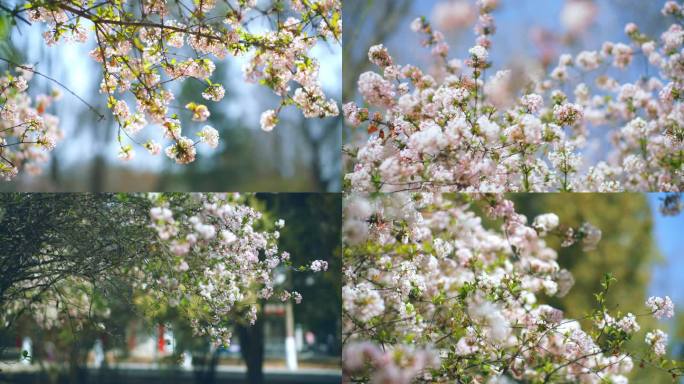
356 0 669 105
648 194 684 306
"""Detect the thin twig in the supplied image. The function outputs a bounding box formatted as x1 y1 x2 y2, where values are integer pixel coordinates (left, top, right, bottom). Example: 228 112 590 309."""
0 2 30 25
0 56 105 121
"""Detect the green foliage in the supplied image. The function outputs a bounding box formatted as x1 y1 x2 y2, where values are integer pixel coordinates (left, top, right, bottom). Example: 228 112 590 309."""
511 193 665 382
0 11 22 65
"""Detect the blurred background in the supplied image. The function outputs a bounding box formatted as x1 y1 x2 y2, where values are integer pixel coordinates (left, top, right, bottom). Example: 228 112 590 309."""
0 193 342 384
0 4 341 192
508 193 684 383
343 0 671 173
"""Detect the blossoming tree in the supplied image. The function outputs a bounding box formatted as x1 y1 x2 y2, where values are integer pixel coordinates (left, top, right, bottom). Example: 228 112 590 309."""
0 0 340 179
344 0 684 192
0 193 328 370
342 193 682 383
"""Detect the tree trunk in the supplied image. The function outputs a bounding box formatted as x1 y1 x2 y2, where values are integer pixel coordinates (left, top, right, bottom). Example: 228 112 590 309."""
90 155 106 192
298 123 327 192
237 315 264 384
67 346 88 384
193 348 219 384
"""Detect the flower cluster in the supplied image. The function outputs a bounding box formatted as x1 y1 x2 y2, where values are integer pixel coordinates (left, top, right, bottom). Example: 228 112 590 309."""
342 193 678 383
0 65 62 180
344 0 684 192
144 193 328 346
646 295 675 320
25 0 340 166
645 329 669 356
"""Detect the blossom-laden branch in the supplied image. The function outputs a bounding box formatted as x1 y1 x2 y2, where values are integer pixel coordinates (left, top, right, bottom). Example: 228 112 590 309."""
143 192 328 345
0 65 63 180
342 193 682 383
344 0 684 193
2 0 340 174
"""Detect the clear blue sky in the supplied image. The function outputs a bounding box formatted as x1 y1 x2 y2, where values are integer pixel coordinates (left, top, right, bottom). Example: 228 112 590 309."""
648 194 684 307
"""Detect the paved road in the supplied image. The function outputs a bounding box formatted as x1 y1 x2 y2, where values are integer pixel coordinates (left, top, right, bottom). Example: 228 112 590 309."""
0 362 342 384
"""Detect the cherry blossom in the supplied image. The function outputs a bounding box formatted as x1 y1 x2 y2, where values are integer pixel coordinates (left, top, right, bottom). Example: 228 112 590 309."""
0 65 63 180
645 329 669 356
342 192 681 383
431 1 476 32
646 295 675 319
260 109 278 132
344 1 684 192
310 260 329 272
12 0 340 172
